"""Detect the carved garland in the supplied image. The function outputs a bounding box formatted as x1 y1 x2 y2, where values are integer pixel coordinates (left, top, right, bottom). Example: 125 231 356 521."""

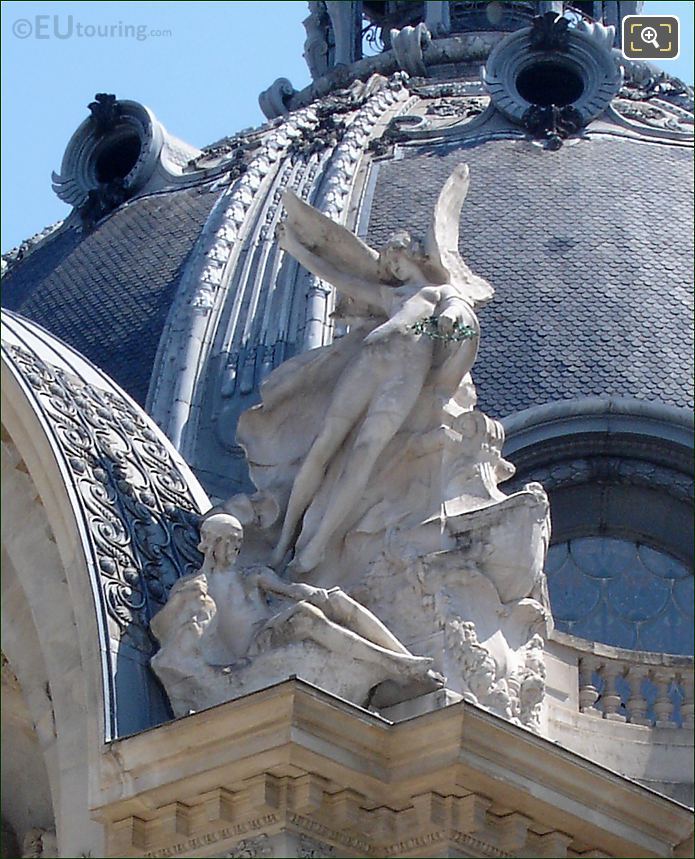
217 834 273 858
506 455 693 504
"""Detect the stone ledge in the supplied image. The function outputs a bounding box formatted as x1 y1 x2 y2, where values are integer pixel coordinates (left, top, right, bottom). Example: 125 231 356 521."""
93 679 693 858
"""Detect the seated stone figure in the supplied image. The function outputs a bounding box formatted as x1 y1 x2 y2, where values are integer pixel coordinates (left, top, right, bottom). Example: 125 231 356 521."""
151 514 441 717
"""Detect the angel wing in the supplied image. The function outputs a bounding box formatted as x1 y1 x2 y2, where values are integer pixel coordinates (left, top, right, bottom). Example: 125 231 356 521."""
424 164 494 309
283 191 381 283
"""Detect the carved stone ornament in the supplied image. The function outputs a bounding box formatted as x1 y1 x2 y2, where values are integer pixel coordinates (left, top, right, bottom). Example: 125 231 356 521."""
21 828 58 859
612 98 694 134
303 1 331 80
483 15 622 133
365 82 492 152
523 103 583 149
609 75 695 138
88 92 122 131
217 834 273 858
259 78 297 120
79 179 129 229
507 454 693 505
52 93 163 210
529 11 571 52
3 343 204 643
425 97 488 119
390 22 431 78
151 166 551 730
368 114 429 156
297 835 336 858
51 92 201 228
618 70 694 112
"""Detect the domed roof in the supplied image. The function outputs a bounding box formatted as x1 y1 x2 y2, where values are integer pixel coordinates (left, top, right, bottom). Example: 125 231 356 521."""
364 133 693 416
1 8 692 501
2 182 223 405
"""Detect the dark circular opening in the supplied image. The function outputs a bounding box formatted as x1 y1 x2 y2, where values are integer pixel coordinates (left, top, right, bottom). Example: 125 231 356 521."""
516 61 584 106
94 132 142 183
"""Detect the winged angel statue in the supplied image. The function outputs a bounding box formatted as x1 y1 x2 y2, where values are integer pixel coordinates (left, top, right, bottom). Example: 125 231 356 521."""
154 165 550 726
238 164 493 577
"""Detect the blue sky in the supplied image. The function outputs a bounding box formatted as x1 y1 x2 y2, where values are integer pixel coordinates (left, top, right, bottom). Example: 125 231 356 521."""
1 0 693 251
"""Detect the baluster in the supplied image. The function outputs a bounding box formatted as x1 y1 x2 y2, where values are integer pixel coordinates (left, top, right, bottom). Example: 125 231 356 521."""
677 671 693 729
578 657 601 717
653 671 677 728
626 665 652 726
601 661 627 722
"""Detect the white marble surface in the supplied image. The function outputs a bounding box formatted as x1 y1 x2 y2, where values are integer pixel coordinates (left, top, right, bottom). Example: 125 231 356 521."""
153 166 552 730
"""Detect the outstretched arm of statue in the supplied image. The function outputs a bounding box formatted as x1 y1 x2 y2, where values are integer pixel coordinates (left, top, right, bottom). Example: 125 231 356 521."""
436 285 478 335
277 221 386 313
363 287 440 344
254 566 331 606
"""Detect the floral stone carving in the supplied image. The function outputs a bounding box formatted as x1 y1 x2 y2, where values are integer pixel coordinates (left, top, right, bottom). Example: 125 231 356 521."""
151 166 551 729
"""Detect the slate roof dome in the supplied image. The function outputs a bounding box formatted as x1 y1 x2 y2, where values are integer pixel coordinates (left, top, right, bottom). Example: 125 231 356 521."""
2 2 692 653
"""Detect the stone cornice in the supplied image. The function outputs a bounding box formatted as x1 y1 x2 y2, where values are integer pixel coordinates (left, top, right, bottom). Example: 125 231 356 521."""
288 32 505 112
94 679 693 857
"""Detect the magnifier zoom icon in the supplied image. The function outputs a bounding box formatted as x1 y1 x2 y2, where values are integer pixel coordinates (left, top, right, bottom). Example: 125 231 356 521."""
640 26 660 48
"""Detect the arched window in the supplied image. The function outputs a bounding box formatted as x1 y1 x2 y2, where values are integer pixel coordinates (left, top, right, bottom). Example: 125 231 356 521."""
503 398 693 656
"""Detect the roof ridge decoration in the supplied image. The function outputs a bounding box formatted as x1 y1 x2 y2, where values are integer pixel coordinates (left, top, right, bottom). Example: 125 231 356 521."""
1 220 66 278
619 62 694 112
260 22 502 119
261 2 689 126
608 71 695 139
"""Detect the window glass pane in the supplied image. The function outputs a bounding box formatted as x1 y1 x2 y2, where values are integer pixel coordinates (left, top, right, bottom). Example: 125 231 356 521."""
546 537 693 655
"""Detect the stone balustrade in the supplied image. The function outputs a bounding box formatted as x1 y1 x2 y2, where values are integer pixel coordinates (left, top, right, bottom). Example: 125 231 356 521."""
574 646 693 728
545 631 693 805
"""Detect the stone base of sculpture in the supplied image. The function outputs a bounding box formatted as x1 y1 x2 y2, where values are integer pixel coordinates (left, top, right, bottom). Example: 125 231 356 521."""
353 539 549 730
154 631 440 720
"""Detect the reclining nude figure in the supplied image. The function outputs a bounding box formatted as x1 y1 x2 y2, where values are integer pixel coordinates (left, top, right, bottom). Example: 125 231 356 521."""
268 164 493 573
151 513 440 716
197 508 429 666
